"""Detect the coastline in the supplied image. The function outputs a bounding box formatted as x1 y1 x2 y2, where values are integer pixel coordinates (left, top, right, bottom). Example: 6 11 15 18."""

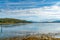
1 33 60 40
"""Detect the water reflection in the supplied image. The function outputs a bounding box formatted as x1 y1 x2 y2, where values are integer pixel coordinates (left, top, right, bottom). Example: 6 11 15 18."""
0 23 29 27
0 23 60 38
0 23 60 33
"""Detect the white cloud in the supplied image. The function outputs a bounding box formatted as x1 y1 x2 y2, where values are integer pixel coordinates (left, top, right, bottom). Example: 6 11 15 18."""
1 2 60 22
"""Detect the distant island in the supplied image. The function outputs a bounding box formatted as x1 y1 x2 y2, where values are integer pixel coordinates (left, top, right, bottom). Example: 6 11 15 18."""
0 18 32 24
1 18 60 24
40 20 60 23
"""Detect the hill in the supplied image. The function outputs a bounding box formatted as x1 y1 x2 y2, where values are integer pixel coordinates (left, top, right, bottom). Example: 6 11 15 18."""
40 20 60 23
0 18 32 24
52 20 60 23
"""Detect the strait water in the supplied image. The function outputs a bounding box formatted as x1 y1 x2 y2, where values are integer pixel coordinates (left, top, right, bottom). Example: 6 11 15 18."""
0 23 60 38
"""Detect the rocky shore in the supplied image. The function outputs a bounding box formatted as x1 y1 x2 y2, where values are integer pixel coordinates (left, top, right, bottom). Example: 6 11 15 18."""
1 33 60 40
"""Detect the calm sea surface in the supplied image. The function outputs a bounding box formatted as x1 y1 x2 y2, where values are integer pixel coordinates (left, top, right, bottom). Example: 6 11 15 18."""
0 23 60 38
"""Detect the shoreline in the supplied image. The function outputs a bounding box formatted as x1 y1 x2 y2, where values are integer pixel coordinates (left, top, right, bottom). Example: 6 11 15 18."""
1 33 60 40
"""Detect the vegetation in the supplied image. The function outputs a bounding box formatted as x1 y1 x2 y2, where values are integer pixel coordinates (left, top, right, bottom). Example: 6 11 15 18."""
0 18 32 24
1 34 60 40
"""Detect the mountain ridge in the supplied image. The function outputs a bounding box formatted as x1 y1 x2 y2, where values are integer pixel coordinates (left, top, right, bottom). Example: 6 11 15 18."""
0 18 33 24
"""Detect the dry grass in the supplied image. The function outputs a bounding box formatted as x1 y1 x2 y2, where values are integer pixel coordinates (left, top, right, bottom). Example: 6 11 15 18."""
1 34 60 40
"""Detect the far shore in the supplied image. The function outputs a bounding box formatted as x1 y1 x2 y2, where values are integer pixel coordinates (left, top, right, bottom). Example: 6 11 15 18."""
0 18 33 25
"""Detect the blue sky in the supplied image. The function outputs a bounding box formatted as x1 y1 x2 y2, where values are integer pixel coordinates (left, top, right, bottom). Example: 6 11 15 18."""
0 0 60 22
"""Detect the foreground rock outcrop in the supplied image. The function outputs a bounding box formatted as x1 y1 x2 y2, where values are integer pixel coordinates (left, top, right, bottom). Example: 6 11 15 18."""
1 34 60 40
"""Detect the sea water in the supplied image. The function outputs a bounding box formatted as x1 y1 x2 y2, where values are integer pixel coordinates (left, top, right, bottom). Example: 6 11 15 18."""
0 23 60 38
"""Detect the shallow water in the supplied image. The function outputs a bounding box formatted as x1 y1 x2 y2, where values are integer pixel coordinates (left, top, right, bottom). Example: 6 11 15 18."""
0 23 60 38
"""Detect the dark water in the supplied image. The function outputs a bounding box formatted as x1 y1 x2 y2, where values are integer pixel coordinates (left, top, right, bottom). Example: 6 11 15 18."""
0 23 60 38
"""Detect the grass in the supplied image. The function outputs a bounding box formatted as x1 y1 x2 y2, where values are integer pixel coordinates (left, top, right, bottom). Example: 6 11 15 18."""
1 34 60 40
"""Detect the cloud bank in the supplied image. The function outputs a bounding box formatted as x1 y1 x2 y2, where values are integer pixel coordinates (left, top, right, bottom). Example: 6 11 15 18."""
1 2 60 22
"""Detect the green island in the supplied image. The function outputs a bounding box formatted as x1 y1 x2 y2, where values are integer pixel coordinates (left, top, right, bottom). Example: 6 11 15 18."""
0 18 32 24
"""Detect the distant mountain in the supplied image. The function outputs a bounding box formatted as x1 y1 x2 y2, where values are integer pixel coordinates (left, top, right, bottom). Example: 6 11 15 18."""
52 20 60 23
41 20 60 23
0 18 32 24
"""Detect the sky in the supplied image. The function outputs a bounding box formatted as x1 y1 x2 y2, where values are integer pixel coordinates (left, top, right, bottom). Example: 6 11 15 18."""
0 0 60 22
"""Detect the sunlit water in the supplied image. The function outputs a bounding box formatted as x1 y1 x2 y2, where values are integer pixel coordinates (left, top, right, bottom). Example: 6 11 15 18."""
0 23 60 38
